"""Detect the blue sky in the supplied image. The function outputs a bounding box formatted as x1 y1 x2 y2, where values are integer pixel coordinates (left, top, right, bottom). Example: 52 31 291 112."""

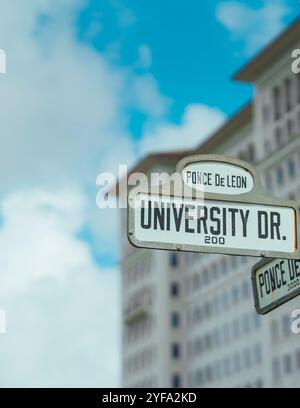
78 0 300 140
0 0 299 388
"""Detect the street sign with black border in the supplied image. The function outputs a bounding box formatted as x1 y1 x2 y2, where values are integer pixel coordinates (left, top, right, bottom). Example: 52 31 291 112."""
128 155 300 260
252 258 300 314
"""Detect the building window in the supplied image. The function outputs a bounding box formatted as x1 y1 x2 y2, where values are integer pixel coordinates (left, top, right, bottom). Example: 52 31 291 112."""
170 253 178 268
288 158 296 178
262 105 271 123
223 324 230 342
264 140 272 156
285 78 292 112
271 320 279 342
253 312 261 329
276 166 284 186
282 314 290 336
233 352 241 371
211 262 218 280
242 279 250 298
289 192 296 201
171 312 180 328
223 357 231 376
185 277 191 295
248 144 256 163
171 343 181 359
187 373 194 387
213 328 221 348
214 295 221 314
238 151 247 161
275 127 283 148
232 285 239 304
240 255 247 264
222 291 230 309
170 282 180 297
243 313 251 334
186 308 192 326
205 365 213 383
196 370 204 387
221 257 228 275
193 273 200 290
287 118 294 138
203 268 209 285
244 348 252 368
195 337 203 355
273 358 281 381
214 361 221 381
194 305 202 323
171 373 181 388
230 255 237 269
255 378 263 388
283 354 292 374
203 301 211 319
272 86 281 120
264 172 273 191
233 319 240 338
254 344 262 364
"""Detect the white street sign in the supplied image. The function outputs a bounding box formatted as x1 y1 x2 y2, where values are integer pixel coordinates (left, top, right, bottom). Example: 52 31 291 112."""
252 258 300 314
130 193 296 256
128 155 300 259
182 161 254 195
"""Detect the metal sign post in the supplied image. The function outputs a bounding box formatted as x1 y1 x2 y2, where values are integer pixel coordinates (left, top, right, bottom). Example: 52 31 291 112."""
128 155 300 259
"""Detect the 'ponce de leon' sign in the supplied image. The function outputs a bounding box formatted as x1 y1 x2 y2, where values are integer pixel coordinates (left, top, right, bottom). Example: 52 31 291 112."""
182 161 254 195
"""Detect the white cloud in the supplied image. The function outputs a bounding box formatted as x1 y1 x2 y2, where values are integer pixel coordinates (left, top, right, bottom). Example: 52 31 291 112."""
137 44 152 69
216 0 291 55
85 12 103 39
0 189 88 293
131 74 171 118
0 189 119 387
111 0 136 27
140 104 225 155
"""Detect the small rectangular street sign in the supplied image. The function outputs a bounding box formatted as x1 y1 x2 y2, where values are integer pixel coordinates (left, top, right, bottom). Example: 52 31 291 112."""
252 258 300 314
128 155 300 259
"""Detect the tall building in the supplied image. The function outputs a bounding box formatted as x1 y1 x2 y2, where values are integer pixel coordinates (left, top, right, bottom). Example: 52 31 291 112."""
119 18 300 387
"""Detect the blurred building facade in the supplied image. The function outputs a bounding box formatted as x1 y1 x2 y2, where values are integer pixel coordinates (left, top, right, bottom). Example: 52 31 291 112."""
120 19 300 387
